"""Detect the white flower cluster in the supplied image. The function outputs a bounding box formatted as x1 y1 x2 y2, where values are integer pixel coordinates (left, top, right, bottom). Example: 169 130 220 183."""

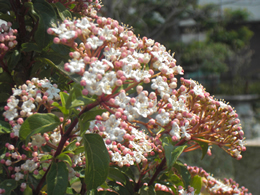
88 113 153 167
3 78 60 137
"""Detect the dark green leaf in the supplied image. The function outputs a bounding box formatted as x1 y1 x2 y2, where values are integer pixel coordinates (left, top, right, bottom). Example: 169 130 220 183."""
21 43 41 52
46 161 68 195
0 179 18 195
0 0 10 13
107 181 131 195
54 2 72 20
108 167 128 186
83 134 110 190
0 13 14 22
34 0 57 49
74 146 85 155
8 50 21 71
174 162 191 189
190 175 202 194
195 140 208 160
19 113 61 143
0 120 11 134
162 137 186 170
56 153 72 166
139 185 156 195
0 71 13 83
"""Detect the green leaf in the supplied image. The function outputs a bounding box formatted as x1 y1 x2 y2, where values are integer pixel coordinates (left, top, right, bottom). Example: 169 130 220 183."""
19 113 61 143
39 154 53 162
195 140 208 160
0 179 18 195
21 43 41 52
97 191 118 195
108 167 128 186
0 0 10 13
83 134 110 190
74 146 85 155
0 120 11 134
34 0 57 49
8 50 21 71
190 175 202 194
162 137 186 170
56 153 72 166
139 185 156 195
46 161 68 195
65 83 83 109
54 2 72 20
107 181 131 195
52 102 69 115
23 185 33 195
174 161 191 189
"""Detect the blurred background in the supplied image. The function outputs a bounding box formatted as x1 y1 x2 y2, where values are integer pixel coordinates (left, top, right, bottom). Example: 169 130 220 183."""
101 0 260 193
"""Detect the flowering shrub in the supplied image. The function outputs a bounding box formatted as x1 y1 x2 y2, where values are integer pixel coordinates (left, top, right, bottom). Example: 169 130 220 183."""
0 0 251 194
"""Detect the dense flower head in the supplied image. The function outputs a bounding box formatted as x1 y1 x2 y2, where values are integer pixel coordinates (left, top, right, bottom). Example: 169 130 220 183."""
48 13 245 159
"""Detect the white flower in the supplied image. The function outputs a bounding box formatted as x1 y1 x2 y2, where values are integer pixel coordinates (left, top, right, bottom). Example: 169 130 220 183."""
103 47 121 60
100 81 112 94
98 26 113 40
7 97 19 109
109 127 126 142
111 152 122 162
12 88 22 96
173 65 183 75
67 59 85 73
169 122 181 140
114 92 131 108
91 60 107 74
31 134 46 147
15 172 24 181
193 85 204 97
75 17 91 29
50 131 61 145
87 36 103 50
122 153 134 165
86 82 102 95
12 124 21 137
156 109 170 126
124 105 139 121
46 86 60 100
133 151 145 163
22 159 37 172
4 108 18 121
105 115 120 132
103 71 117 86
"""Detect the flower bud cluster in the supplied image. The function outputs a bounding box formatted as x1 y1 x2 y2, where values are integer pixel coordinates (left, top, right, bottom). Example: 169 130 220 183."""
0 22 17 57
3 78 60 137
88 113 153 167
187 166 251 195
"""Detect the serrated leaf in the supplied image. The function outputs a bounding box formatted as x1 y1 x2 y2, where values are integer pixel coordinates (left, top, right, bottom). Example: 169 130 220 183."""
83 134 110 190
162 137 186 170
46 161 68 195
54 2 72 20
139 185 156 195
0 179 18 195
190 175 202 194
56 153 72 166
19 113 61 143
